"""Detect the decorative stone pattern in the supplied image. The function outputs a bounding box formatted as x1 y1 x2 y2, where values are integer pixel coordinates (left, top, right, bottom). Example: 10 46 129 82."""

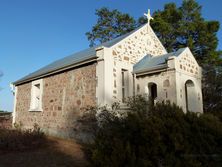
15 63 97 139
178 53 199 76
112 26 166 65
110 25 167 102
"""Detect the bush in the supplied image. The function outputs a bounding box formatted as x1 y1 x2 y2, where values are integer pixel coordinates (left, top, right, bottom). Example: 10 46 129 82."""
0 123 46 152
86 98 222 167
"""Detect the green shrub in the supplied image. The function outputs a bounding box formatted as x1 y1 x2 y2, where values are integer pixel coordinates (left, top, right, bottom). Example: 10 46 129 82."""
0 123 46 152
86 98 222 167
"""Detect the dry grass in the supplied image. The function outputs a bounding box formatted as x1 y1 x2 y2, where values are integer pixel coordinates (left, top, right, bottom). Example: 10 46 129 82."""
0 136 88 167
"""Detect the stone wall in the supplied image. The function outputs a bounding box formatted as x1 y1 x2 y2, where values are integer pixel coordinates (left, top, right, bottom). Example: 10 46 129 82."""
110 25 167 103
136 70 177 104
111 25 167 64
174 48 203 113
15 63 97 140
0 113 12 129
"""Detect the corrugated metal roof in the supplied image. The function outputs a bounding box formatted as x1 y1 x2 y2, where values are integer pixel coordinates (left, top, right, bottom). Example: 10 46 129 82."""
13 24 147 85
13 47 98 85
133 48 186 73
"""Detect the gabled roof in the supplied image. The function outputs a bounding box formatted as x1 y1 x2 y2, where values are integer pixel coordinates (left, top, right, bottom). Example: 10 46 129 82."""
133 48 186 74
13 24 147 85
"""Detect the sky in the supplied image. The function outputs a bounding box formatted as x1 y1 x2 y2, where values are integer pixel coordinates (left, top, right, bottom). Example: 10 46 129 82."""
0 0 221 111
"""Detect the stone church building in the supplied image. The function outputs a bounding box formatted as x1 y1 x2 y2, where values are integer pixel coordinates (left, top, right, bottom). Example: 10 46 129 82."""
12 11 203 138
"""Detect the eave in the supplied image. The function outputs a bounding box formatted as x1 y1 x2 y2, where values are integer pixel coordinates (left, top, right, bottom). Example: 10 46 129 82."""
134 64 168 77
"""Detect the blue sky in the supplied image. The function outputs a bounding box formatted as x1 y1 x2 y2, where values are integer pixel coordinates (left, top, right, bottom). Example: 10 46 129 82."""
0 0 221 111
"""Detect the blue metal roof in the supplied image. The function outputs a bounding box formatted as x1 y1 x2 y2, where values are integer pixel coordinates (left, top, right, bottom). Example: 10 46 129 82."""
133 48 186 73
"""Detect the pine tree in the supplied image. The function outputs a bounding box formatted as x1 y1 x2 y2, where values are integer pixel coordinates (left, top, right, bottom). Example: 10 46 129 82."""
140 0 221 65
86 7 136 47
86 0 222 112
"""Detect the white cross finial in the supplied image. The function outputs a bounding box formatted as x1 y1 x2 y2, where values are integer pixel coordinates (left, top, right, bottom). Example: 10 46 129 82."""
144 9 153 25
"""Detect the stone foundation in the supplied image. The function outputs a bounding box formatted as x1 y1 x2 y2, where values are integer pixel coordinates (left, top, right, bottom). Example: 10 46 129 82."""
15 63 97 140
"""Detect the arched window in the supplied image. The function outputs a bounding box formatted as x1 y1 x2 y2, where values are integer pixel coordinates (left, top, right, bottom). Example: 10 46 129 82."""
137 84 140 93
121 69 128 103
148 82 157 105
163 79 170 87
185 80 196 112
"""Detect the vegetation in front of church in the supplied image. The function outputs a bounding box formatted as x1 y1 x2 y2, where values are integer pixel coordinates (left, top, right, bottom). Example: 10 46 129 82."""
86 0 222 114
83 96 222 167
0 123 46 152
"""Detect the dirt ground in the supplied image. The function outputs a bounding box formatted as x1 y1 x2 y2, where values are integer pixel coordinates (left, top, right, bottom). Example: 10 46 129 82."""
0 137 89 167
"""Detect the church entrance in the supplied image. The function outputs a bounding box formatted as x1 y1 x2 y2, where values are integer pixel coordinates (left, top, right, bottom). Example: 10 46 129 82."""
148 82 157 105
185 80 196 112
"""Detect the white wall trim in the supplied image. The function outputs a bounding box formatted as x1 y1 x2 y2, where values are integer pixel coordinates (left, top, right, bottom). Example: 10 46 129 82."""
12 86 17 125
29 79 43 112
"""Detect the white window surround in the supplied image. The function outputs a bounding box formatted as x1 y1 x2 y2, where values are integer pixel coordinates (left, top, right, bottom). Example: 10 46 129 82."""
121 69 129 103
29 79 43 112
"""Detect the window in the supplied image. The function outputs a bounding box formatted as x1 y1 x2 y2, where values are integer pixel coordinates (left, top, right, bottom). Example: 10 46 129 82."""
122 88 125 102
137 84 140 93
148 82 157 105
185 80 196 112
163 79 170 87
121 69 128 103
122 70 125 87
30 79 43 111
